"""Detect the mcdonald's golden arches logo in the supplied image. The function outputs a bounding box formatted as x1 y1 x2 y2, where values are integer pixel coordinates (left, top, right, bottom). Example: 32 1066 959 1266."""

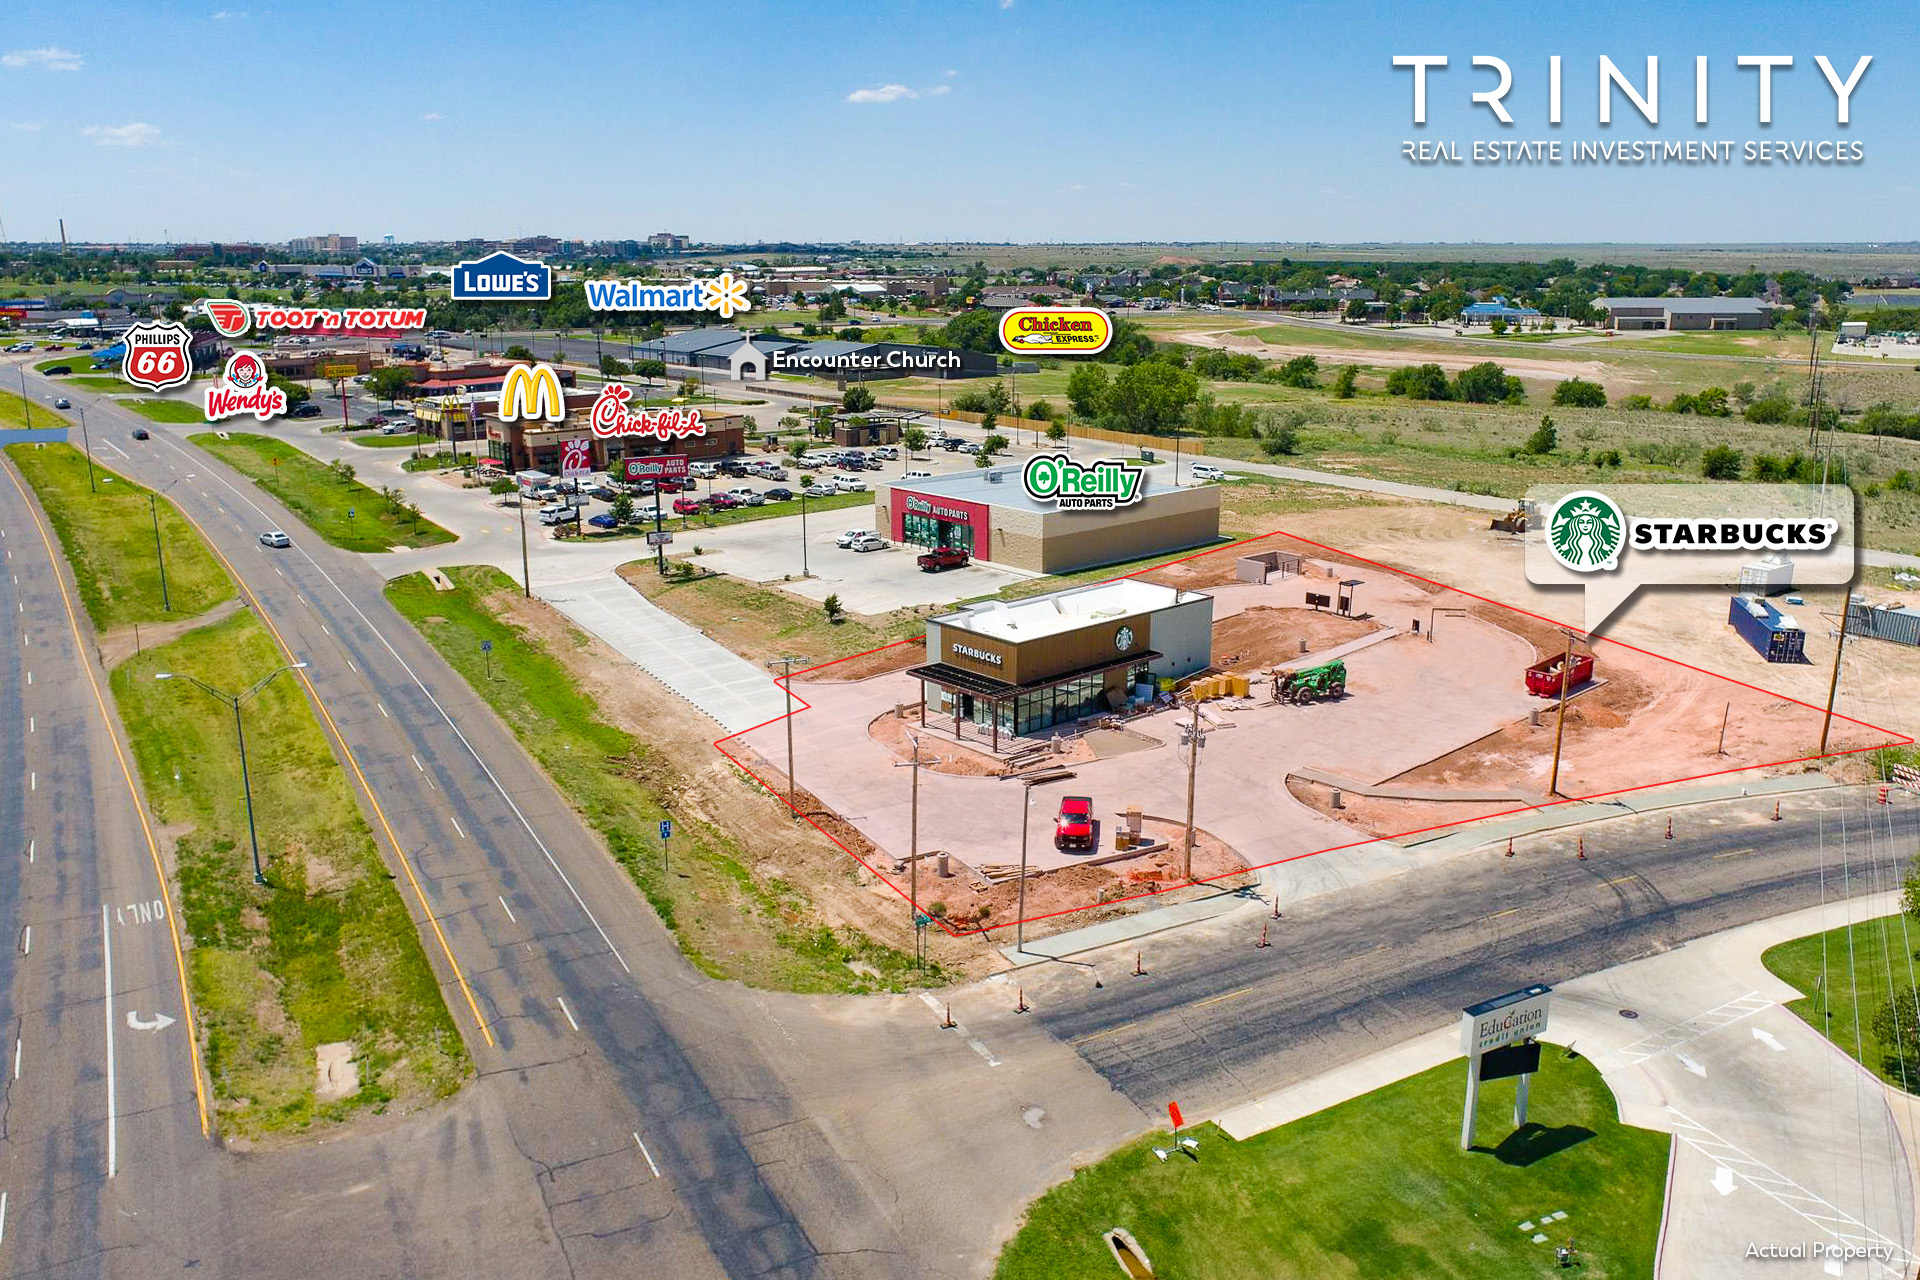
497 363 566 423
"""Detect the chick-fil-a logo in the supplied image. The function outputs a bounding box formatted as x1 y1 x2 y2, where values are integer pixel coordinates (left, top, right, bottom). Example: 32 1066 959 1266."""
588 382 707 441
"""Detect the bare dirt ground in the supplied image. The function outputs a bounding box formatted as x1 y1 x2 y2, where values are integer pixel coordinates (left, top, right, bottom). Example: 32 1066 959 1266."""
1210 606 1379 670
868 709 1099 776
96 597 244 668
491 588 1007 978
800 638 924 682
1174 326 1614 381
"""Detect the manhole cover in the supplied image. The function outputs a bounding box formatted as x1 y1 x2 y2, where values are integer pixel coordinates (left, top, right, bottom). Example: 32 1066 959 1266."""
1619 1008 1640 1019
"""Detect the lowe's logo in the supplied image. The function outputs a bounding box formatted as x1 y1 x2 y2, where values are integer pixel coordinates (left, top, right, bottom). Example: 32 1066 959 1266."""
451 251 551 302
1021 452 1145 511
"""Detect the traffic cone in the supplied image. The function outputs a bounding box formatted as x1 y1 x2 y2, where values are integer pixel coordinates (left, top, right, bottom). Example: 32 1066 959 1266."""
1133 951 1146 977
1878 786 1890 806
1771 800 1782 821
1255 922 1271 949
1577 835 1587 861
1665 818 1673 841
1271 894 1282 920
1016 988 1029 1014
1505 837 1515 858
942 1004 955 1029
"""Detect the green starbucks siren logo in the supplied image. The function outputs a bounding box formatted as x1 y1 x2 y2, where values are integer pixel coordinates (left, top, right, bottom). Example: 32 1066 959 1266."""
1546 490 1626 572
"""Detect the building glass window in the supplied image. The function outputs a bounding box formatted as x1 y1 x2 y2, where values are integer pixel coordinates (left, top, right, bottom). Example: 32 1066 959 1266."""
902 513 974 554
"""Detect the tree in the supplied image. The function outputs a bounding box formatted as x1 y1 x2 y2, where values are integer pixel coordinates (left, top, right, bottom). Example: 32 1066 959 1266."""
678 377 700 399
1045 422 1067 442
1260 414 1301 456
1028 398 1054 422
331 459 355 485
1333 365 1358 399
983 379 1013 414
1552 378 1607 408
610 492 636 525
600 355 631 377
368 364 420 404
1489 317 1509 336
1277 355 1320 388
1521 415 1557 455
823 593 845 623
1385 363 1451 400
1701 444 1744 479
504 344 535 362
980 432 1009 459
1066 363 1110 419
633 358 667 387
1452 361 1524 404
935 308 999 354
1345 298 1371 322
841 385 876 413
268 374 310 408
1871 989 1920 1087
1694 386 1731 417
902 426 928 455
1105 361 1199 435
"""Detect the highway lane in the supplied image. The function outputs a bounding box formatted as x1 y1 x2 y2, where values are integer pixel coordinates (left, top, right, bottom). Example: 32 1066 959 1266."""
989 790 1914 1117
0 456 221 1277
19 376 917 1278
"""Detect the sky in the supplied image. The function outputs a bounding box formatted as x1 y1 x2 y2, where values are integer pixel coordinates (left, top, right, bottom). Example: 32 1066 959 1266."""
0 1 1914 247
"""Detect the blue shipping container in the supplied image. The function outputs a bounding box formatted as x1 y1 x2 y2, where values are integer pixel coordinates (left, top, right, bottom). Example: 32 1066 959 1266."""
1729 595 1806 663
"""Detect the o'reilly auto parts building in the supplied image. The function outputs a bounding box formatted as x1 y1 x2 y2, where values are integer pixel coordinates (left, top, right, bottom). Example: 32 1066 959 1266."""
874 465 1221 575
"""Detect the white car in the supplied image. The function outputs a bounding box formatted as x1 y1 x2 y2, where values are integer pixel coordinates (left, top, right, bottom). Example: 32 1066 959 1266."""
832 475 868 493
689 461 719 479
1190 464 1228 481
803 484 836 498
848 536 887 553
5 342 31 353
871 446 898 460
902 470 934 480
259 530 291 548
723 486 764 506
836 529 878 548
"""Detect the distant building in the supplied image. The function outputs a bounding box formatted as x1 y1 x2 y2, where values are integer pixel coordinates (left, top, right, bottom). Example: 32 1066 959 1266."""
288 234 358 254
1459 296 1544 325
1592 296 1775 331
648 231 690 252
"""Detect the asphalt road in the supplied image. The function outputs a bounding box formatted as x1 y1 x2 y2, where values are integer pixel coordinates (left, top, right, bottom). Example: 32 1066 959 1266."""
3 357 1913 1277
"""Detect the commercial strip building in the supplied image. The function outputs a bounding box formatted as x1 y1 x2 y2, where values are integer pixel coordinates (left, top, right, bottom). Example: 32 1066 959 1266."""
632 327 996 382
874 466 1222 574
1592 296 1775 331
909 579 1214 746
481 401 749 474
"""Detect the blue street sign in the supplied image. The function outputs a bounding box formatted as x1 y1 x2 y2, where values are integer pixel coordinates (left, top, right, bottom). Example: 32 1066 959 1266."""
659 819 672 840
481 639 493 653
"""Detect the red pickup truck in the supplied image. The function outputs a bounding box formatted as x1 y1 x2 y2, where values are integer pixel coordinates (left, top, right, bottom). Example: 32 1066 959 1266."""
1054 796 1095 851
916 546 971 573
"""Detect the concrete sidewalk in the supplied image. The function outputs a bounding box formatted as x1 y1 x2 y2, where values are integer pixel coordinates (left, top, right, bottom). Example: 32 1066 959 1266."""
541 578 791 732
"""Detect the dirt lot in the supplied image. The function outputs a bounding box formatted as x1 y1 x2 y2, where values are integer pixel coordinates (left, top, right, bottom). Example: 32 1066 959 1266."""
1210 606 1379 669
1176 326 1615 383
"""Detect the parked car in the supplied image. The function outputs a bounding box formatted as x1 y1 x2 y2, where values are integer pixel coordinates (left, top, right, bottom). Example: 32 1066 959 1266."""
758 465 789 481
587 513 618 529
718 459 750 477
538 506 578 526
832 475 868 493
53 397 71 409
939 437 964 451
1189 464 1228 481
902 470 934 480
75 342 94 351
836 529 878 548
706 493 742 511
259 530 292 548
42 364 71 376
672 496 706 515
956 442 981 455
4 342 32 354
763 486 794 502
131 428 150 440
289 403 322 418
689 461 718 479
916 546 971 572
802 483 836 498
848 535 887 553
723 486 764 506
1054 796 1095 850
872 446 898 460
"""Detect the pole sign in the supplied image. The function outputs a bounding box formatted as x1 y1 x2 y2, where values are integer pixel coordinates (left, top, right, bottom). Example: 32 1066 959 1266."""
622 455 690 482
646 531 673 547
1461 984 1552 1055
659 819 672 841
559 438 592 479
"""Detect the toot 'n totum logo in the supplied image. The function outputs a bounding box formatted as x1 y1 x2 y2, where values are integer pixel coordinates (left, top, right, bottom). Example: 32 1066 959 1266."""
121 321 194 391
1546 490 1626 572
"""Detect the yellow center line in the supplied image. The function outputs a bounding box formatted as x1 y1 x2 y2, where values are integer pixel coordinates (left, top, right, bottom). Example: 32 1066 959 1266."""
1712 848 1757 860
1074 1020 1139 1046
1602 876 1637 887
1488 907 1521 920
4 462 211 1138
174 504 496 1050
1191 985 1255 1010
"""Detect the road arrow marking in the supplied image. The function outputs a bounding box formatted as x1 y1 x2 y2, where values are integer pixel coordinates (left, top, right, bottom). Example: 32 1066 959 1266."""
1752 1028 1785 1051
1676 1052 1707 1078
125 1011 176 1033
1712 1165 1737 1196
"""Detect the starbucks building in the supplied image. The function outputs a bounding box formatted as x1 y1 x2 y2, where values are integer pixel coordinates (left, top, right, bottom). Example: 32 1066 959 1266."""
875 463 1221 575
909 579 1214 748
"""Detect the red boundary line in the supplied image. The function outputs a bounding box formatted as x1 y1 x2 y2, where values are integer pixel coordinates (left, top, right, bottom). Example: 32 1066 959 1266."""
709 529 1910 939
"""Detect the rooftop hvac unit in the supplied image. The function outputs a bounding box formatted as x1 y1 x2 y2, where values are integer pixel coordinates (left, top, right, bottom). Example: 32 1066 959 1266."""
987 470 1003 483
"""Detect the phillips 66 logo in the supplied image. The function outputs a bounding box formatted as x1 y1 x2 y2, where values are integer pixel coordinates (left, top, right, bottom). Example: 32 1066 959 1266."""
122 322 195 391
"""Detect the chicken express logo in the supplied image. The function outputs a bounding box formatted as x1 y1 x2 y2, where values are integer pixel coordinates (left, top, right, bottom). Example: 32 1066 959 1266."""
998 307 1112 356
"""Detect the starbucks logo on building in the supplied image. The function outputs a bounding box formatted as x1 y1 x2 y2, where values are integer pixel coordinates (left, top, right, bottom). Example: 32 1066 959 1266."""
1546 490 1626 573
1114 626 1135 653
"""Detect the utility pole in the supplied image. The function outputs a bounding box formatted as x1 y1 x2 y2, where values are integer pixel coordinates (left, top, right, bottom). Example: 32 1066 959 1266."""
517 485 531 598
765 656 812 806
1183 699 1203 879
16 368 32 432
1016 780 1036 953
1547 630 1577 797
1818 590 1853 756
902 733 944 969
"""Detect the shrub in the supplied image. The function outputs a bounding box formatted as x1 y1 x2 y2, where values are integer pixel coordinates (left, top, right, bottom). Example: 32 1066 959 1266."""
1552 378 1607 408
1385 363 1451 400
1701 445 1743 479
1623 394 1655 411
1521 415 1558 455
1743 395 1795 424
1594 449 1623 467
823 594 844 623
1333 365 1358 399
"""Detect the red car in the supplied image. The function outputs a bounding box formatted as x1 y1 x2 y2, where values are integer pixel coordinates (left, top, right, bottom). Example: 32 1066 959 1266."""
671 496 705 516
1054 796 1095 851
705 493 741 510
916 546 971 573
654 477 690 493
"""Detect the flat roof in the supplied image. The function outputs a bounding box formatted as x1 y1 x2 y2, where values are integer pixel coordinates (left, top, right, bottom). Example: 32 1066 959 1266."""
1594 296 1773 314
890 464 1200 515
935 578 1206 644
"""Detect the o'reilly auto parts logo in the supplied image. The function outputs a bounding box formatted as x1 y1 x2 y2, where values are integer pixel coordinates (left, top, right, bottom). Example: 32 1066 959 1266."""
1021 453 1144 511
1546 490 1626 572
451 251 551 302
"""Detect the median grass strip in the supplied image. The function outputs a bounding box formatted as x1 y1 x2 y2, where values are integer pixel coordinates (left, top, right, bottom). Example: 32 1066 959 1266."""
1764 911 1920 1090
348 432 436 448
190 431 455 551
386 565 936 994
115 610 469 1136
5 441 233 628
0 386 65 430
121 397 208 423
994 1051 1665 1280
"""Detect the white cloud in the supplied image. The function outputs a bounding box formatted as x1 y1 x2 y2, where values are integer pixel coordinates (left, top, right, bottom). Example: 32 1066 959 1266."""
82 122 161 147
422 111 442 121
1000 0 1015 9
944 69 958 78
926 84 950 96
846 83 917 105
8 121 43 132
210 10 250 18
2 47 84 72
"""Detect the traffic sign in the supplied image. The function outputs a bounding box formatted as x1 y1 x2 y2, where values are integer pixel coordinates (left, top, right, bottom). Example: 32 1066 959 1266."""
659 819 672 840
481 639 493 653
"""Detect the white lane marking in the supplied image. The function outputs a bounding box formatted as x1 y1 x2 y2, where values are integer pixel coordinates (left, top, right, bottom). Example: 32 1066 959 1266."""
97 438 128 461
12 1037 19 1078
497 895 516 924
102 903 116 1178
917 993 1002 1067
296 594 306 606
556 997 580 1032
449 815 465 839
633 1132 661 1178
27 773 33 792
411 754 424 772
376 702 388 718
1617 992 1773 1065
321 624 331 636
347 658 357 673
0 1189 7 1244
26 839 33 863
19 927 27 955
27 717 32 733
273 567 282 578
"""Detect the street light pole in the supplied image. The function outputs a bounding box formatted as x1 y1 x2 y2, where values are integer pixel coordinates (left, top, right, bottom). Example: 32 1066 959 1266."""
1547 630 1578 798
77 405 97 493
1016 780 1036 953
517 485 531 598
154 662 308 885
1183 698 1203 880
148 492 171 611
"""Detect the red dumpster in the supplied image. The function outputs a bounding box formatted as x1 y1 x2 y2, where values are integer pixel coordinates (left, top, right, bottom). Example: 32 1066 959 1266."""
1525 652 1594 697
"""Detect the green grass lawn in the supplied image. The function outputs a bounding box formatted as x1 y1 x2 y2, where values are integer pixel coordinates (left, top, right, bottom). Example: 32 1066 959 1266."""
1763 912 1920 1090
348 432 435 448
5 441 234 628
114 610 469 1136
189 432 455 552
995 1052 1666 1280
61 374 129 393
385 566 937 994
121 397 208 423
0 386 66 430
